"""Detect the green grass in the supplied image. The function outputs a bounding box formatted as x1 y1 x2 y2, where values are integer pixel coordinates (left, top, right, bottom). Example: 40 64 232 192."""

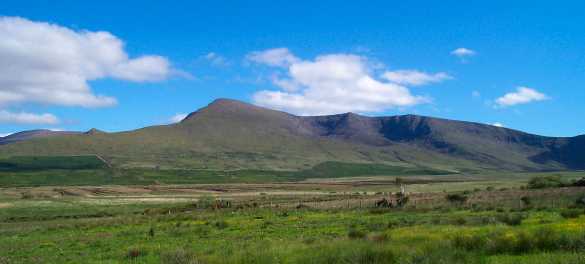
2 177 585 263
0 159 452 187
1 202 584 263
299 161 451 178
0 155 107 171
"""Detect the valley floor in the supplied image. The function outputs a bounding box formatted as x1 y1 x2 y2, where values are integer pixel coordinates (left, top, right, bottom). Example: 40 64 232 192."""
1 172 585 263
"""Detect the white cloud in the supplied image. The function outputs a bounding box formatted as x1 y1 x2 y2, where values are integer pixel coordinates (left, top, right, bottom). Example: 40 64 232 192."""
246 48 300 68
250 50 429 115
495 87 549 107
169 113 188 123
492 122 504 127
272 77 301 92
0 110 59 125
0 16 172 108
451 48 476 58
381 70 452 86
203 52 229 67
0 132 14 137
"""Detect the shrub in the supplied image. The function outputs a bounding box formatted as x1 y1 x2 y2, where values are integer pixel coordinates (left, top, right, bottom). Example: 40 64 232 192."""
497 213 525 226
126 247 147 259
572 177 585 187
576 195 585 207
527 175 567 189
213 220 228 229
452 226 585 255
348 228 367 239
454 216 467 225
520 196 532 206
197 195 216 209
560 209 583 219
293 242 395 264
451 233 485 251
368 232 389 243
446 193 468 204
160 249 200 264
387 219 400 229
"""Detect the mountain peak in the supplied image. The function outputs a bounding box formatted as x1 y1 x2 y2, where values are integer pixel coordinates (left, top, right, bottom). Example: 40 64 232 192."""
183 98 289 122
85 128 106 135
208 98 247 106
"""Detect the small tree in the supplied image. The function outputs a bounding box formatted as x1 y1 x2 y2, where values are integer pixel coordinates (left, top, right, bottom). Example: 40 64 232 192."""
527 175 567 189
446 193 468 205
520 196 532 207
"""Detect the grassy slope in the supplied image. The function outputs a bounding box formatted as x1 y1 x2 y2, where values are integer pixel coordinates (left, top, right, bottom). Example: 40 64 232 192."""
0 100 492 172
0 100 578 174
0 157 453 187
424 118 566 171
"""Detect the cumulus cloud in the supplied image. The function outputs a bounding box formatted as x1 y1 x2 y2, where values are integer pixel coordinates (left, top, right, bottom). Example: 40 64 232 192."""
0 132 13 137
0 110 59 125
250 50 429 115
169 113 188 123
246 48 300 68
203 52 229 67
451 48 476 58
492 122 504 127
0 16 171 108
495 87 549 107
381 70 452 86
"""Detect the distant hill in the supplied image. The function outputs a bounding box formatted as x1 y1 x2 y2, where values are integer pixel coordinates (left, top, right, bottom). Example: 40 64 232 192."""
0 99 582 172
0 130 82 145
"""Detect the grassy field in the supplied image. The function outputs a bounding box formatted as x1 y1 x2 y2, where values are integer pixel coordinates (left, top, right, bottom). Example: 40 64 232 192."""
1 198 584 263
1 172 585 263
0 157 453 187
1 156 585 263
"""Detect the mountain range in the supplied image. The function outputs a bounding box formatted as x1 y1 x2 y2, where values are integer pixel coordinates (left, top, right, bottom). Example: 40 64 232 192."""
1 99 583 172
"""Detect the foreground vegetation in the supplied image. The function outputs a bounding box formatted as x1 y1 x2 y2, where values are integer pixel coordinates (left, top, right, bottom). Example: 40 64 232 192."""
1 188 585 263
1 157 584 263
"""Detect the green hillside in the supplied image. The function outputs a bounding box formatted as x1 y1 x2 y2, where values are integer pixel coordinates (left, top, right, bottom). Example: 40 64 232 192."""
0 99 582 176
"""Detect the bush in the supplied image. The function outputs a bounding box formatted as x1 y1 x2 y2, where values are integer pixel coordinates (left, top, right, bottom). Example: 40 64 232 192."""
576 195 585 207
451 233 485 251
520 196 532 206
572 177 585 187
527 175 567 189
452 227 585 254
560 209 583 219
454 216 467 225
348 228 367 239
293 241 395 264
497 213 525 226
213 220 228 229
446 193 468 204
368 232 389 243
126 247 147 259
160 249 201 264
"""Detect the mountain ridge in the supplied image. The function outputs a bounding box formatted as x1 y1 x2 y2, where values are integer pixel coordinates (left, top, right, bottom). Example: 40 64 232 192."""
0 98 582 171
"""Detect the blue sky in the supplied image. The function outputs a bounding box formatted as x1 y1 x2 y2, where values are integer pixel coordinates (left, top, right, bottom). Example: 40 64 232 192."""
0 1 584 137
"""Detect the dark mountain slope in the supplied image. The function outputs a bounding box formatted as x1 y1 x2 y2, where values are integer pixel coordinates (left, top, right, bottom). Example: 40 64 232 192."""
529 135 585 170
0 98 582 172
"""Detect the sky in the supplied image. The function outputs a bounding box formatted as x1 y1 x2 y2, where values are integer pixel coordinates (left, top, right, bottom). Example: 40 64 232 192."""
0 0 584 137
